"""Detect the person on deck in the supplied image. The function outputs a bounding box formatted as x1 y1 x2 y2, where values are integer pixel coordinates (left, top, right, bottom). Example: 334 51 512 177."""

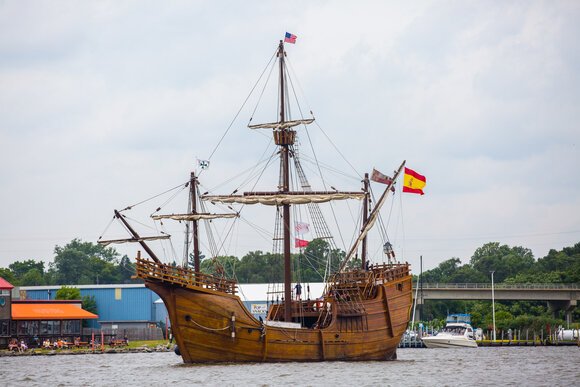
294 283 302 300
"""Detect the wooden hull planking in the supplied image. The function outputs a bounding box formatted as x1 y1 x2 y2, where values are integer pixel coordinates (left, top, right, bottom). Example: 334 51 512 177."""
146 274 412 363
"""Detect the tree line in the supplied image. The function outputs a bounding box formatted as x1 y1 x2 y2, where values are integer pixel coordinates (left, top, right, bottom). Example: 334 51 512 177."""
416 241 580 331
1 237 578 331
0 239 137 286
1 238 578 288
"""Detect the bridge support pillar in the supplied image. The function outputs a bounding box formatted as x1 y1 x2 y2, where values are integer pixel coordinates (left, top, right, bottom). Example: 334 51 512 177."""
565 300 577 326
548 300 577 320
413 297 423 322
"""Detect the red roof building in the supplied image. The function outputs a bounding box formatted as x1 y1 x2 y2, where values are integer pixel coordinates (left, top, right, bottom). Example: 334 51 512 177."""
0 277 14 290
1 277 98 349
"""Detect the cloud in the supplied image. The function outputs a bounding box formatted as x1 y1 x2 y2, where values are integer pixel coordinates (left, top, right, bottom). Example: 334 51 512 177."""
1 1 579 271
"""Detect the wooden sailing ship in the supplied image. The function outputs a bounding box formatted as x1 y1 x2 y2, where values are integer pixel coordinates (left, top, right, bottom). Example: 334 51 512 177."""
100 40 412 362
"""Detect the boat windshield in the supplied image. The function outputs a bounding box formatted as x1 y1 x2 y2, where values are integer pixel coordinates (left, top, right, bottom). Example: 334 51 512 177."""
441 327 466 335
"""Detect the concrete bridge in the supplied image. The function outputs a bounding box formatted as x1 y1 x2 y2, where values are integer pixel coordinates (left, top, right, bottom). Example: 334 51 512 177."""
413 283 580 323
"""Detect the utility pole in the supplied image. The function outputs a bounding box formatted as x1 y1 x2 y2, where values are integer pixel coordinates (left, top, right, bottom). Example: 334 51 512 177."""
490 270 496 342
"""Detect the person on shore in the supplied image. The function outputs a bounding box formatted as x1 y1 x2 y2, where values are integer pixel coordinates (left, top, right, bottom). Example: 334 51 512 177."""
8 338 19 351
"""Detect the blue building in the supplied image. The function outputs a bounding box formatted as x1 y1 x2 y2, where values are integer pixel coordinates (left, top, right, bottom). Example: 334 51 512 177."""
18 282 326 330
19 284 168 330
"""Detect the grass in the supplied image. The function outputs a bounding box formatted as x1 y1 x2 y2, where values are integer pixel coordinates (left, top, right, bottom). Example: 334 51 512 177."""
126 340 168 349
2 340 171 354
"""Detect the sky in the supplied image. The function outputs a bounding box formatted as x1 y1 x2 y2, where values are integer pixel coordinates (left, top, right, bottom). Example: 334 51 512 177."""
1 1 579 273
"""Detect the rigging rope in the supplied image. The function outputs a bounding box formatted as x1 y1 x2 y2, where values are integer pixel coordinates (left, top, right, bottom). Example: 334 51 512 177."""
204 47 278 165
121 182 187 212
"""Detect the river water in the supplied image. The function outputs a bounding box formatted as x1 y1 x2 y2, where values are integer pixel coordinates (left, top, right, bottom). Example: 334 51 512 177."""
2 347 578 386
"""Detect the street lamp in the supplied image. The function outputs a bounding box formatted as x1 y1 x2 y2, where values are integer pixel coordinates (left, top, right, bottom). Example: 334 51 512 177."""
490 270 496 342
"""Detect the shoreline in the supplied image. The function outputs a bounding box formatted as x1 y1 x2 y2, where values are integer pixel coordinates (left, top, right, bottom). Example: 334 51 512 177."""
0 345 172 357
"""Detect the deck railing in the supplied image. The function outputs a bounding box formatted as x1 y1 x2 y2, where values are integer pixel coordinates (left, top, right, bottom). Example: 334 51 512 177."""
330 263 410 288
135 257 237 295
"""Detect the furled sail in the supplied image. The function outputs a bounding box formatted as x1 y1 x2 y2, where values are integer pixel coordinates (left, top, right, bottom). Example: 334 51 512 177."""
151 213 239 221
97 235 170 246
248 118 315 130
202 191 365 206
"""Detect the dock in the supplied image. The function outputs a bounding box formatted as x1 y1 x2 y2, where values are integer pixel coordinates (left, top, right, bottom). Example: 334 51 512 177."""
398 338 579 348
398 337 426 348
477 339 579 347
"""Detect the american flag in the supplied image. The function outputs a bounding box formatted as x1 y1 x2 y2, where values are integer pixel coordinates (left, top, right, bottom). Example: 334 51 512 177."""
295 221 310 234
284 32 297 44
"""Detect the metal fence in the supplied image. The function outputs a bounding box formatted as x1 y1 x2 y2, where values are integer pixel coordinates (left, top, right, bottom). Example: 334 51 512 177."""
413 283 580 290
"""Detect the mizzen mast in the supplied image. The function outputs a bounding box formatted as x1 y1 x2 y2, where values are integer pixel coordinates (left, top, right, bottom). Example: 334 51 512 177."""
190 171 201 272
361 173 370 270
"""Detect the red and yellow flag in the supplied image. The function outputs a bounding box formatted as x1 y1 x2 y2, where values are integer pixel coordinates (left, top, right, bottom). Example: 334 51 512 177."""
403 167 426 195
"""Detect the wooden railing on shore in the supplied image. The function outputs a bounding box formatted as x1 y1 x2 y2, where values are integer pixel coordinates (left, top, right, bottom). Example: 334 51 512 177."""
135 257 238 295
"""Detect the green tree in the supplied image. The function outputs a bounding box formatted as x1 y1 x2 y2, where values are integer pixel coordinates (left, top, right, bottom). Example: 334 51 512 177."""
421 258 462 283
0 268 17 285
20 268 45 286
446 265 487 283
50 239 120 284
55 286 81 300
470 242 535 282
237 251 268 283
200 255 239 279
536 243 580 282
9 259 45 278
82 295 98 315
7 260 47 285
118 255 138 283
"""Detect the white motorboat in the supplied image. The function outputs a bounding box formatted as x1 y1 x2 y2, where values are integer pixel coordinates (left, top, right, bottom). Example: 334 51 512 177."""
421 314 478 348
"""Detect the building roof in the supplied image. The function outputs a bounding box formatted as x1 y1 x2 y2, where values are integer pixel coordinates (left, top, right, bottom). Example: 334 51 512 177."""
0 277 14 290
19 283 146 291
12 303 98 320
237 282 326 301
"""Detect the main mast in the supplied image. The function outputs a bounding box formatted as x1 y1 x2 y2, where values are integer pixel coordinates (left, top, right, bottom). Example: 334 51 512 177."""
277 41 293 322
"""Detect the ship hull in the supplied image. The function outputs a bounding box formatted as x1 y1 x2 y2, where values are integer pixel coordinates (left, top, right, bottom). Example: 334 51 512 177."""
146 274 412 363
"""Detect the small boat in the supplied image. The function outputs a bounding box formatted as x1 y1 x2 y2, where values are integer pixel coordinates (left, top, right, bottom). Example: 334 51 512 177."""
421 314 478 348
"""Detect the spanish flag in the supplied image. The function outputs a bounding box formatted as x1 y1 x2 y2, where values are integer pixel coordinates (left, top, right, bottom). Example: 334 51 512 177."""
403 167 426 195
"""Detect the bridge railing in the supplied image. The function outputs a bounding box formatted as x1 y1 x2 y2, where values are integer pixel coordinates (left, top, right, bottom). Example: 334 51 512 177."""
413 283 580 290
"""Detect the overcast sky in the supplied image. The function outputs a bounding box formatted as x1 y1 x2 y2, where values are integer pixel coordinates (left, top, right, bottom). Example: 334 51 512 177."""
1 1 579 273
